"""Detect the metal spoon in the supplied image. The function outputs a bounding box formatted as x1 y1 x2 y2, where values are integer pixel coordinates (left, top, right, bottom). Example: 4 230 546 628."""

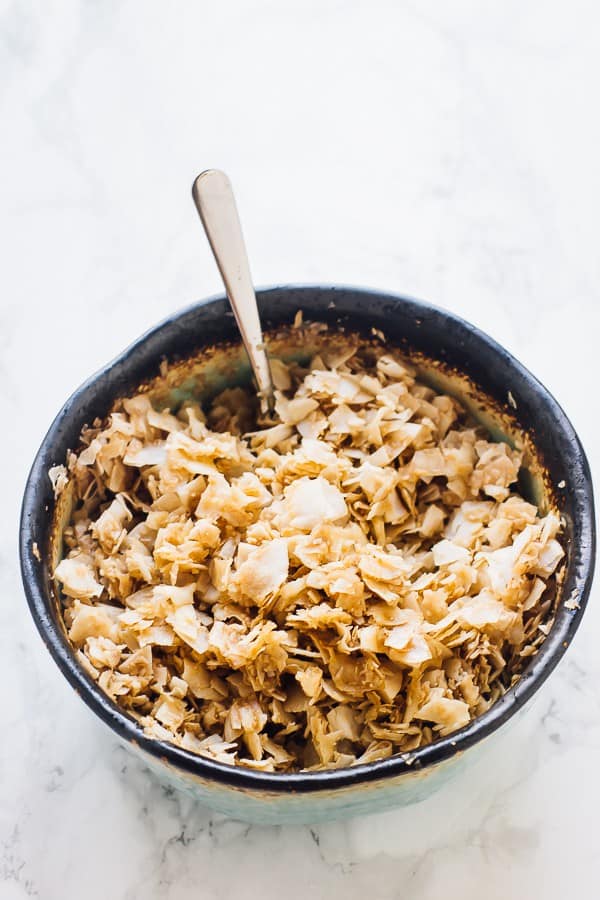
192 169 274 415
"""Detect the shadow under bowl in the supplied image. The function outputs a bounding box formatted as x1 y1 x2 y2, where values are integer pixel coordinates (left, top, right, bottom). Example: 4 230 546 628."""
19 285 595 824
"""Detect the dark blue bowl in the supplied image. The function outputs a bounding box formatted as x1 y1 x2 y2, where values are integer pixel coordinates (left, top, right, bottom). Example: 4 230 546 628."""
19 285 595 823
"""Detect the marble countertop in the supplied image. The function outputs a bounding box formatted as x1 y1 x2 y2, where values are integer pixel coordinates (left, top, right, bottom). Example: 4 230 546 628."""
2 1 599 897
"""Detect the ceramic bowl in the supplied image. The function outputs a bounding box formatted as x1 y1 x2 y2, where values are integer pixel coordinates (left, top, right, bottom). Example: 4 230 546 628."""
20 285 595 824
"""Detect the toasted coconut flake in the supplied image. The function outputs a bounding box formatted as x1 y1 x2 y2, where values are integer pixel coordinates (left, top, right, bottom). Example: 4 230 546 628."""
296 665 323 699
166 605 210 654
49 464 69 498
233 539 289 603
68 602 119 645
123 442 167 467
92 495 131 554
276 476 348 532
416 693 470 733
154 694 187 730
55 556 103 600
85 636 123 669
432 539 470 567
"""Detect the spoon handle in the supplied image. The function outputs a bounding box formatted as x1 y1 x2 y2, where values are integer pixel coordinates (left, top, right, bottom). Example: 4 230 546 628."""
192 169 274 414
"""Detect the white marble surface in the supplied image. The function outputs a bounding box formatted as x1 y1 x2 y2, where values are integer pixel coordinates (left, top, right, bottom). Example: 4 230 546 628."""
1 1 599 897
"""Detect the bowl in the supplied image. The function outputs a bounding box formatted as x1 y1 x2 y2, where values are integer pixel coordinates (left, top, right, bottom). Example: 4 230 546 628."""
20 284 595 824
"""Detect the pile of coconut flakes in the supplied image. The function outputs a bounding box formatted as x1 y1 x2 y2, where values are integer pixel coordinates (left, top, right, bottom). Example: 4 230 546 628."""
53 344 564 771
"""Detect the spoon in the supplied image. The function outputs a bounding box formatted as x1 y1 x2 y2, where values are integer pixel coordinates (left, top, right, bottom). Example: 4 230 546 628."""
192 169 275 415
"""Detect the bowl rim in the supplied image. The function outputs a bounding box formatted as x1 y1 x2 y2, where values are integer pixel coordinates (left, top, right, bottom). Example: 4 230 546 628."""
20 283 596 793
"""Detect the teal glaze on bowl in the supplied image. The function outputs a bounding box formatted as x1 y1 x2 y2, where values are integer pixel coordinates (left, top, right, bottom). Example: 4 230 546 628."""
135 737 464 825
20 285 595 824
122 694 538 825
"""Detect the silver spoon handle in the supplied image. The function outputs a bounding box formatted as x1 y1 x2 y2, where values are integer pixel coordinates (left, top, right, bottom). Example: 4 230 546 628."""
192 169 274 413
